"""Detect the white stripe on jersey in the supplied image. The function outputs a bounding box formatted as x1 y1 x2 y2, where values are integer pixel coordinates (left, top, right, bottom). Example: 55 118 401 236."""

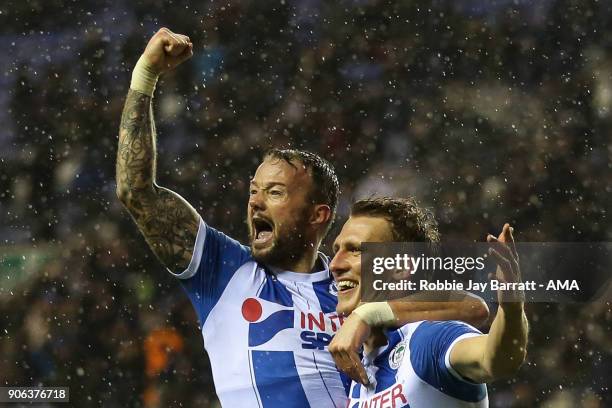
173 220 348 407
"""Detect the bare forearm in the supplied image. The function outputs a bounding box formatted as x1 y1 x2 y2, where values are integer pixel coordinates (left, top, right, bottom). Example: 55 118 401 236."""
117 89 156 201
451 223 527 383
116 89 199 271
450 304 527 383
482 304 528 379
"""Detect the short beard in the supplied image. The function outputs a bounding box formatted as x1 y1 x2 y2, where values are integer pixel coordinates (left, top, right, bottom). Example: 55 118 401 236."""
247 211 312 270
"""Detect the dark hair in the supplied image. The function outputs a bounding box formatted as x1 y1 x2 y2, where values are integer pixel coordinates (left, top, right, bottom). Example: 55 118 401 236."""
264 148 339 232
351 197 440 243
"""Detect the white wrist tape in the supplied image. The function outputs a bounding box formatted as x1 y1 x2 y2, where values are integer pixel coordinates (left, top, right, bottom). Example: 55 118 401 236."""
353 302 396 327
130 55 159 97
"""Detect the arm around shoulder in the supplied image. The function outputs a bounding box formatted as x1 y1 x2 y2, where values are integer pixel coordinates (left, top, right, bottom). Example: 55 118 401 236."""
388 290 489 328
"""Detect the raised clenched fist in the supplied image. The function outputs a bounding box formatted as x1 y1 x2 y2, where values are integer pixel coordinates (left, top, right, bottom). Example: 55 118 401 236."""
142 27 193 75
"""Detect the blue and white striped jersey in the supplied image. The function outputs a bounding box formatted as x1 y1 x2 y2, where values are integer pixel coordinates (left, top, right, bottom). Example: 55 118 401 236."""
169 219 349 407
348 321 488 408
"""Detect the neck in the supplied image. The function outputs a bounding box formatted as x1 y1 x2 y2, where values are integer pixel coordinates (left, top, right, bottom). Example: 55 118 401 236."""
268 237 320 273
364 326 388 355
278 244 320 273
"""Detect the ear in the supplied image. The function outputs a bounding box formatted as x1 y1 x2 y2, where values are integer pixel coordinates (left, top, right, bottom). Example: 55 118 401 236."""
310 204 332 227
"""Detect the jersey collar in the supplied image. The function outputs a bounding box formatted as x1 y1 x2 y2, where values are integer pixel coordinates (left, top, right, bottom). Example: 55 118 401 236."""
266 252 331 282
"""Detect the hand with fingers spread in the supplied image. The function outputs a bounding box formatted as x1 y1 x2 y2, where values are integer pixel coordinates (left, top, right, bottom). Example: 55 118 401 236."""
328 313 371 386
487 223 524 305
447 223 529 383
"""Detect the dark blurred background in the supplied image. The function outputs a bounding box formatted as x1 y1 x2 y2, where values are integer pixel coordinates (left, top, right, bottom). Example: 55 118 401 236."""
0 0 610 406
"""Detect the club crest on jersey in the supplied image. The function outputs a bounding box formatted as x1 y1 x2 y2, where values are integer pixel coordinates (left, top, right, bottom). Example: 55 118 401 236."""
389 340 407 369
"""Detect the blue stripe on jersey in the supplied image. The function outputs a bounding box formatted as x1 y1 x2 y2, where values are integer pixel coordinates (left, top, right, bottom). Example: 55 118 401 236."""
252 350 310 408
311 278 337 313
259 274 294 307
409 321 487 402
248 310 294 347
340 371 352 397
180 224 251 324
351 382 361 399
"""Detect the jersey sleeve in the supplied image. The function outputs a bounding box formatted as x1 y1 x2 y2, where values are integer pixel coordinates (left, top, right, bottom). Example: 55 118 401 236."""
167 218 252 324
408 321 487 402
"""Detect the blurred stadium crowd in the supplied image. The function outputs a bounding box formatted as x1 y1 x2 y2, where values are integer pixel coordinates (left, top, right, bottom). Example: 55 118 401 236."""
1 0 611 406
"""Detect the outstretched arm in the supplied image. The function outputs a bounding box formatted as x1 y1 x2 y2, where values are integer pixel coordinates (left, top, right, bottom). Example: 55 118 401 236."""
450 224 528 383
116 28 199 273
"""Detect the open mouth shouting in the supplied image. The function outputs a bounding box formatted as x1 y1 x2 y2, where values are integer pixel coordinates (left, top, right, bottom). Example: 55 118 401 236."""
252 216 275 248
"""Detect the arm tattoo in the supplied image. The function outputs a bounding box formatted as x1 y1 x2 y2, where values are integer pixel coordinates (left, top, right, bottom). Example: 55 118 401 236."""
117 89 199 272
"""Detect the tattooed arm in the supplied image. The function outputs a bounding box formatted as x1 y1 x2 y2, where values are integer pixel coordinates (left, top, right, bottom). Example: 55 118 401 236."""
116 29 197 272
116 90 199 271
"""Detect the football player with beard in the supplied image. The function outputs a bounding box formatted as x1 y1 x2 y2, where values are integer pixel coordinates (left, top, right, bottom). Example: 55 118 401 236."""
116 28 489 407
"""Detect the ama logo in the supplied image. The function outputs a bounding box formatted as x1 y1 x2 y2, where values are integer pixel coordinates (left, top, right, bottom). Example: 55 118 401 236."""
241 274 343 350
